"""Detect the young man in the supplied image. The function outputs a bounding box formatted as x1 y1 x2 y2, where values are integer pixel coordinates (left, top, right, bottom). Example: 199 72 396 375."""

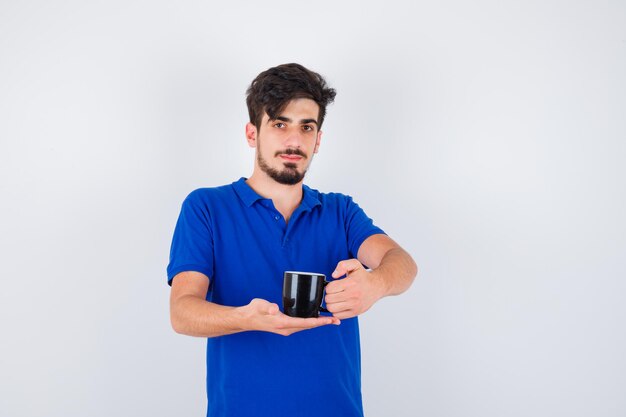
167 63 417 417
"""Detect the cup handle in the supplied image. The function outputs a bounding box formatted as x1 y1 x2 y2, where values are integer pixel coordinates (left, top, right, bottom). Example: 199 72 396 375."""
319 280 331 314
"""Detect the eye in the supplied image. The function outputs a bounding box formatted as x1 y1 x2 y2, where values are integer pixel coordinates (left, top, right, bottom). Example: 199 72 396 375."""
274 122 286 128
302 125 314 132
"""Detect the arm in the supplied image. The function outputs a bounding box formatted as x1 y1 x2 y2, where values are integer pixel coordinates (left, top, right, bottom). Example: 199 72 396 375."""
324 234 418 319
170 271 340 338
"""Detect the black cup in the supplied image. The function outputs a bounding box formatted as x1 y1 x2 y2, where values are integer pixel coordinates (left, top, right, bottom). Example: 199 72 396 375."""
282 271 330 318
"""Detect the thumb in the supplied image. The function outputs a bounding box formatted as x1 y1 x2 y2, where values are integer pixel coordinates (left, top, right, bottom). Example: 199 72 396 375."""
332 259 363 278
249 298 280 315
266 303 280 315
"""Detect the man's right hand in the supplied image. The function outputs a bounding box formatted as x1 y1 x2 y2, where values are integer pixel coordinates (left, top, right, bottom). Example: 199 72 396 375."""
239 298 340 336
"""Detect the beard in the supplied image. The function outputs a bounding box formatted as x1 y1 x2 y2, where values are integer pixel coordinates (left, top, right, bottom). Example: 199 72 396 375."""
257 147 309 185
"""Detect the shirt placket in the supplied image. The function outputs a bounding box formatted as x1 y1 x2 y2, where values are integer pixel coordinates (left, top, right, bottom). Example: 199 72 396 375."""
260 200 288 244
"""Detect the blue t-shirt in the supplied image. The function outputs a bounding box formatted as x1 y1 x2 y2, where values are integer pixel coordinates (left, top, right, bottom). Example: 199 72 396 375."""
167 178 385 417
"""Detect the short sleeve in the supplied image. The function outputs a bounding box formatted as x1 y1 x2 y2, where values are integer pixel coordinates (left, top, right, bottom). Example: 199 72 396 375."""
166 191 215 286
344 196 385 260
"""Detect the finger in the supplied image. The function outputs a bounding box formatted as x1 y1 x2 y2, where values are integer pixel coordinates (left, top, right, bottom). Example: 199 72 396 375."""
308 316 340 326
325 276 355 294
280 316 336 329
325 300 353 315
325 280 344 295
332 259 363 279
324 289 348 303
277 316 341 335
326 302 358 319
331 310 357 320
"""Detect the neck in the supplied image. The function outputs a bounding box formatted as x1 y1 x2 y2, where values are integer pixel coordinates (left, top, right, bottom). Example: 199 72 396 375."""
246 170 304 222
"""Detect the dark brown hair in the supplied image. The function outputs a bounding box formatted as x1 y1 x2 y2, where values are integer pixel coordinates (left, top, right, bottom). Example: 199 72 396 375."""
246 63 336 129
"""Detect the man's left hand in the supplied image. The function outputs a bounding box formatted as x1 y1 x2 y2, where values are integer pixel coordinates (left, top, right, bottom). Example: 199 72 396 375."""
324 259 385 320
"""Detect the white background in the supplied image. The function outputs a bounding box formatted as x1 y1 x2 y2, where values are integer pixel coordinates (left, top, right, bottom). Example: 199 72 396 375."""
1 1 625 416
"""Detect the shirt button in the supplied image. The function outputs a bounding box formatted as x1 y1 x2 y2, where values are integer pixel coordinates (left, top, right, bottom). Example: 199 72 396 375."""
274 216 279 220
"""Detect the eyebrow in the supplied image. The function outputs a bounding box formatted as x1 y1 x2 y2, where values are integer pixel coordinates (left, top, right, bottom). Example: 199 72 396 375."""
274 116 318 125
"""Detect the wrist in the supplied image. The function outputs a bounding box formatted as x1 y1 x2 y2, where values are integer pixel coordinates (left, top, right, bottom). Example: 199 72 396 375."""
233 304 253 332
369 269 391 300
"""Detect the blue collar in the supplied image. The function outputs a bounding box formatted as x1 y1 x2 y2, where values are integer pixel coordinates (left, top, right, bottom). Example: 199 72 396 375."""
232 177 322 212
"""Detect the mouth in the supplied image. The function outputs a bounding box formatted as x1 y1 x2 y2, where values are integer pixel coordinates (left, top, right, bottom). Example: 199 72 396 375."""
279 154 304 162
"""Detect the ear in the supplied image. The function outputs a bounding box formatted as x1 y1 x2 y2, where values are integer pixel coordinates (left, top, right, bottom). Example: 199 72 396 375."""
313 130 323 154
245 123 257 148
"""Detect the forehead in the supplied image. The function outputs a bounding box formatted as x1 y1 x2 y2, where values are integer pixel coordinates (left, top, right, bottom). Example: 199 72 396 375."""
263 98 320 122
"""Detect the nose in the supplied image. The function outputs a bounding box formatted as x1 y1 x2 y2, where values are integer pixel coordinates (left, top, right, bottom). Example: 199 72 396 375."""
284 127 304 149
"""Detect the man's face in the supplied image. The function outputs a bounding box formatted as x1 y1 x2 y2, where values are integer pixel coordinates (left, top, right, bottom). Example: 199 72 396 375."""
246 98 322 185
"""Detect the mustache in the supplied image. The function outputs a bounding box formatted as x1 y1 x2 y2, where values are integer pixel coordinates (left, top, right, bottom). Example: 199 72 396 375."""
274 148 307 158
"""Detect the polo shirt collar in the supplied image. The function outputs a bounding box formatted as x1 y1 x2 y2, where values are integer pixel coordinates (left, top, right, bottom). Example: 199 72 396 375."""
301 184 322 211
232 177 263 207
232 178 322 211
